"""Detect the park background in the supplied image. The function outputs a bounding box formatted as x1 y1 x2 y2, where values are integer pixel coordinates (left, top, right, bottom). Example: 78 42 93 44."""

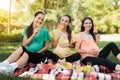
0 0 120 79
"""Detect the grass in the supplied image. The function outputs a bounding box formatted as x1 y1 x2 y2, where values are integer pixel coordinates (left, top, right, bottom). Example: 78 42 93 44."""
0 40 120 79
99 41 120 64
0 73 32 80
0 42 38 80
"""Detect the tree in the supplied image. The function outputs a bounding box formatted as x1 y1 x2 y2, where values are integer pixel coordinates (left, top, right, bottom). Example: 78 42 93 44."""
3 0 120 34
80 0 120 33
8 0 11 34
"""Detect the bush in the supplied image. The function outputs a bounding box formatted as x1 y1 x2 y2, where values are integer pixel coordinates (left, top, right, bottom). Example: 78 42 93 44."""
0 33 22 42
10 33 23 42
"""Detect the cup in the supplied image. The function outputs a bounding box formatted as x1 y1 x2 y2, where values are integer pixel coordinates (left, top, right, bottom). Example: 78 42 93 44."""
86 62 92 72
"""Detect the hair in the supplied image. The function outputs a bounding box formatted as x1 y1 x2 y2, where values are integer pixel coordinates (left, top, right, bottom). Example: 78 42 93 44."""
27 11 45 38
63 15 72 43
81 17 96 41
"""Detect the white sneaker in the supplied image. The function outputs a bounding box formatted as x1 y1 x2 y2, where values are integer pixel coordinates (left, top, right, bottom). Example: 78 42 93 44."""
0 63 14 74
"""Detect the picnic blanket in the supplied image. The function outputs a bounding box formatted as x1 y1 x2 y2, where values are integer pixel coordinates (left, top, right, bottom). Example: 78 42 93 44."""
14 62 120 80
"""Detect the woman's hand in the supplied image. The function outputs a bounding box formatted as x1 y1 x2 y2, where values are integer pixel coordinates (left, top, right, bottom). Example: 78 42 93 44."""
89 49 98 55
37 42 49 54
59 43 69 48
96 34 100 44
33 28 40 35
23 28 40 46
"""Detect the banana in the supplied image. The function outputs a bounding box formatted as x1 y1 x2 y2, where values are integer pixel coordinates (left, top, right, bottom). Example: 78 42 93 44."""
61 62 73 69
65 62 73 68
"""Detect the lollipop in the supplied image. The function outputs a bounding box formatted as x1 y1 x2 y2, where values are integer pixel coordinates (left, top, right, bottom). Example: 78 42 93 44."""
35 22 41 28
58 24 64 30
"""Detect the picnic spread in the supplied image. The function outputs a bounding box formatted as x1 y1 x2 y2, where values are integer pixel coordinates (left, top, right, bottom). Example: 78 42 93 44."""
14 60 120 80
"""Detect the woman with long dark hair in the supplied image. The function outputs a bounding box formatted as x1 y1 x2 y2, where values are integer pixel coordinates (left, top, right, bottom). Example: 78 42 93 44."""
44 15 81 63
75 17 120 71
0 11 50 73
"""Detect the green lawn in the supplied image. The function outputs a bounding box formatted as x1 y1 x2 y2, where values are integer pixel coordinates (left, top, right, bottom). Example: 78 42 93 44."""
0 40 120 79
0 41 120 63
0 42 36 80
99 41 120 64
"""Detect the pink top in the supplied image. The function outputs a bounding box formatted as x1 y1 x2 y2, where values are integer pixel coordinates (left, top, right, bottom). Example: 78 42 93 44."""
76 32 99 59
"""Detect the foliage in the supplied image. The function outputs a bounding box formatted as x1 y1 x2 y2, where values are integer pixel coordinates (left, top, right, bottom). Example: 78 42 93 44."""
0 9 8 22
81 0 120 33
0 32 22 42
26 0 120 33
0 0 120 34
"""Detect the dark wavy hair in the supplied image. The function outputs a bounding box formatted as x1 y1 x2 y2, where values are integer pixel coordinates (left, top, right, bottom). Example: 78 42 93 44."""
81 17 96 41
63 15 72 43
27 11 45 38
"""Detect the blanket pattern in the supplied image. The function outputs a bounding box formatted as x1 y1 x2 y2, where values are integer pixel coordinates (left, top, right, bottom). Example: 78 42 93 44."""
14 63 120 80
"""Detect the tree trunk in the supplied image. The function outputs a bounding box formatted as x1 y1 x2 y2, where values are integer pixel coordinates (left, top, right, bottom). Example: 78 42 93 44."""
8 0 11 34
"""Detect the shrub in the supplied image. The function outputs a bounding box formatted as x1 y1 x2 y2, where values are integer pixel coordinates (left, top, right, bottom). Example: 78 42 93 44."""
0 33 22 42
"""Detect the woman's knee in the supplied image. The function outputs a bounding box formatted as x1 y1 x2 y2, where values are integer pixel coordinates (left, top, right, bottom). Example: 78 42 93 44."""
108 42 116 47
19 46 27 55
22 52 29 59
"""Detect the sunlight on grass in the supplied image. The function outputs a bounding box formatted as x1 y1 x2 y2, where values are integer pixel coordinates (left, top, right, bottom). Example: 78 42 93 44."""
100 34 120 41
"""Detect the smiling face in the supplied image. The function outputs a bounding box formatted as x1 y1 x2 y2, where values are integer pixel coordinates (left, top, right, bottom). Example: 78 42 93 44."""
81 17 94 34
83 19 92 32
34 13 45 27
